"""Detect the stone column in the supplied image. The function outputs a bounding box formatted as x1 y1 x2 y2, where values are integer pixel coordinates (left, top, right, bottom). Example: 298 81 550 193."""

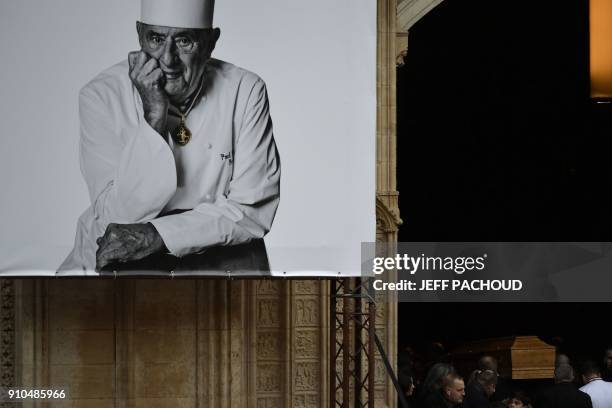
376 0 401 407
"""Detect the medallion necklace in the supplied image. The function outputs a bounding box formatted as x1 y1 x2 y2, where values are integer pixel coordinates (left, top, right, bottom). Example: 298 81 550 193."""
170 74 206 146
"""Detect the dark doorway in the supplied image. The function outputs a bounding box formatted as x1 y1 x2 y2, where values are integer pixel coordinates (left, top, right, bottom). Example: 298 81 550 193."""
396 0 612 242
395 0 612 397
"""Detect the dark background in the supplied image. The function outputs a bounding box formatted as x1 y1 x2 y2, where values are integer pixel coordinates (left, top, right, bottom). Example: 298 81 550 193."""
397 0 609 242
396 0 611 374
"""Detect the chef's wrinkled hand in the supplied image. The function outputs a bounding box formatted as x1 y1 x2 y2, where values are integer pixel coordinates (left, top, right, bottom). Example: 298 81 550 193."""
128 50 169 135
96 222 166 271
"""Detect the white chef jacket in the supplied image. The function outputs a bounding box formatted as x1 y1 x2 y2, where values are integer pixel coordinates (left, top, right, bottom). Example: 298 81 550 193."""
58 58 280 273
580 379 612 408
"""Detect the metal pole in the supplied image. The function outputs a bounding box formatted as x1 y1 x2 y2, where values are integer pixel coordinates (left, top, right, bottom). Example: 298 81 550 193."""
374 333 410 408
330 279 338 408
342 280 351 407
353 278 362 408
368 283 376 408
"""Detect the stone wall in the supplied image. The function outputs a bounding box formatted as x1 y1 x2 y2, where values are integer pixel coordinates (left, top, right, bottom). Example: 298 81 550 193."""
6 280 331 407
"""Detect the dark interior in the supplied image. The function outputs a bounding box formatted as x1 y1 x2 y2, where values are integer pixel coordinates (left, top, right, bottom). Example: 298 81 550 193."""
396 0 612 242
396 0 611 381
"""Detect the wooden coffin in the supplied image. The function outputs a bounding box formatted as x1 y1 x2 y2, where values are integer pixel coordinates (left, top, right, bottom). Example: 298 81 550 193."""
451 336 556 380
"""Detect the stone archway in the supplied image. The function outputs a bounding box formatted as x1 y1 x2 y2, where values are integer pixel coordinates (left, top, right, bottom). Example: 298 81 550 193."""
395 0 446 66
380 0 447 226
397 0 445 32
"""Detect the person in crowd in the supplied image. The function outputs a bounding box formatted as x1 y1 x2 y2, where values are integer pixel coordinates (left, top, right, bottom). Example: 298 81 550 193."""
399 345 417 370
479 355 498 372
556 353 571 367
579 360 612 408
536 363 593 408
505 391 532 408
603 347 612 382
398 366 417 407
425 342 452 365
476 355 512 401
418 363 457 405
418 363 465 408
463 369 498 408
441 373 467 408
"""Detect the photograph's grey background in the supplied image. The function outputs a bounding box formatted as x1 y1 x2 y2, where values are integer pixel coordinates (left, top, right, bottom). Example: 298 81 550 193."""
0 0 376 276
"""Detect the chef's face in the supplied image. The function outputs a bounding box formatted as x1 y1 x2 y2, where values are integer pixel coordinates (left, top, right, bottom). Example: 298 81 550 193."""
606 349 612 369
137 23 220 103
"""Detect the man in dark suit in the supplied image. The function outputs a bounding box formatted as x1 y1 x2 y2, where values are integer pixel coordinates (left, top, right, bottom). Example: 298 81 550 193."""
463 369 497 408
536 364 593 408
421 372 465 408
477 355 512 402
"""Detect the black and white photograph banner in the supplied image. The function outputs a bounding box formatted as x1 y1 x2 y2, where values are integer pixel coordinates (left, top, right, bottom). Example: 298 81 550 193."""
0 0 376 277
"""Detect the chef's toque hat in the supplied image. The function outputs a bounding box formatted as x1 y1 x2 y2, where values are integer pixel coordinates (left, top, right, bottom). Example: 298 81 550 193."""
141 0 215 29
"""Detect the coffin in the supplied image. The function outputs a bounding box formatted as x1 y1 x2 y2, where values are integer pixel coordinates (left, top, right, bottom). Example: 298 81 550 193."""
451 336 556 380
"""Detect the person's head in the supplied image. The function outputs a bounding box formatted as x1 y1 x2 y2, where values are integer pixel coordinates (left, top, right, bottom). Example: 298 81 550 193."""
398 345 416 368
398 366 416 397
605 347 612 371
581 360 602 383
136 23 220 104
554 363 574 384
555 353 571 367
507 391 532 408
507 399 526 408
422 342 450 365
442 373 465 405
479 355 499 373
474 369 498 398
422 363 456 395
137 0 220 104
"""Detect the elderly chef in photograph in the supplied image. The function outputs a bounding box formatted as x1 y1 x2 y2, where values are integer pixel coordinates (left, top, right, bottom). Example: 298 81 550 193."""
59 0 280 273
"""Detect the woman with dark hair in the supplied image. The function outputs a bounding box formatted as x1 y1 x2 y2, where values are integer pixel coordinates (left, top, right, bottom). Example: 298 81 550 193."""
398 366 416 407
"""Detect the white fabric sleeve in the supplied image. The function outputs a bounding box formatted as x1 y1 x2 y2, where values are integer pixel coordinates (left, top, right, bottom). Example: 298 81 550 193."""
79 87 177 241
150 79 281 256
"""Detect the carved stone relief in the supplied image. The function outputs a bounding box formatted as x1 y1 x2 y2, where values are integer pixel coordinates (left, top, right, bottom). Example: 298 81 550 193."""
257 363 283 393
257 331 283 360
295 298 320 327
294 361 319 392
293 281 319 295
0 280 15 393
256 280 281 296
293 393 319 408
256 396 282 408
257 299 281 327
294 329 318 358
